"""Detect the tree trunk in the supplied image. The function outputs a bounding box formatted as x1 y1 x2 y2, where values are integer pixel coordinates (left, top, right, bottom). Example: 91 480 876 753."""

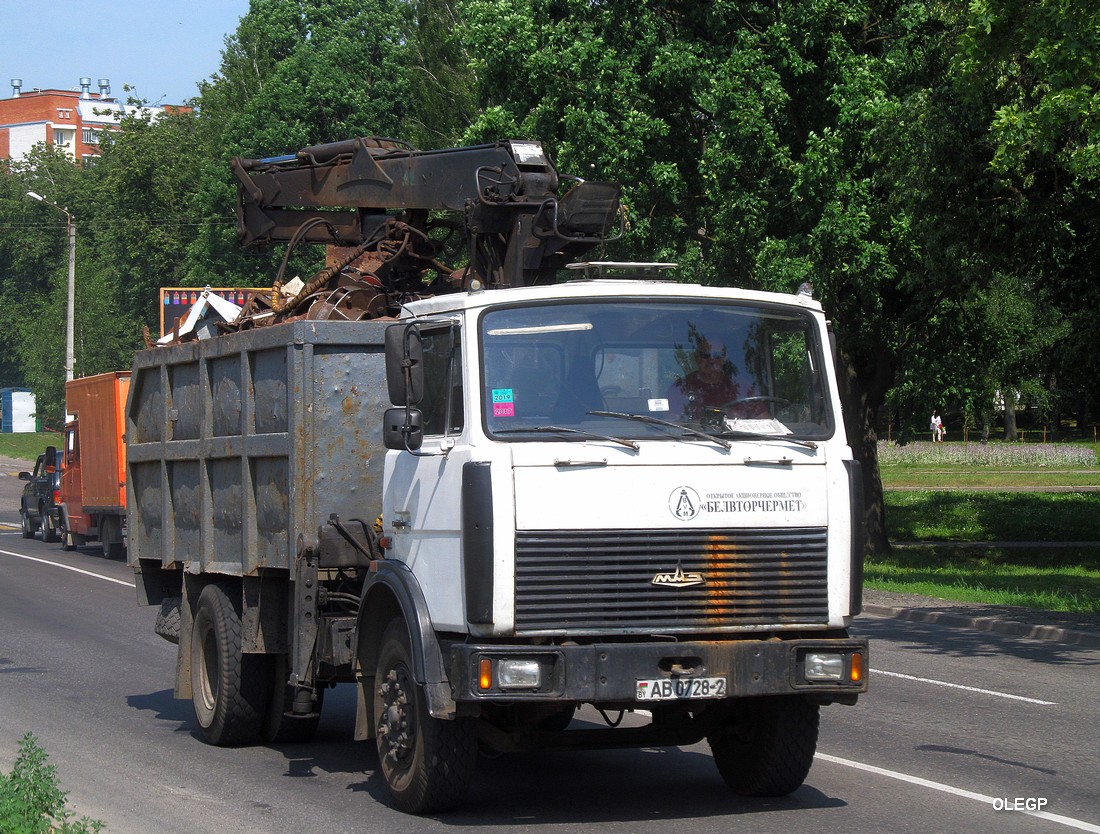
837 346 894 556
1002 390 1018 440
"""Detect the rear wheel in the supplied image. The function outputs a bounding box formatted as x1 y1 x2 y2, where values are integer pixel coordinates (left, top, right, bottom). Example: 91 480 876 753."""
61 522 77 551
708 696 819 797
100 515 124 558
373 619 477 814
40 504 59 543
190 583 268 746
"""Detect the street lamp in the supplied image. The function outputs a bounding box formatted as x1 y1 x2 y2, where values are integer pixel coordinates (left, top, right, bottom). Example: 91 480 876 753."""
26 191 76 382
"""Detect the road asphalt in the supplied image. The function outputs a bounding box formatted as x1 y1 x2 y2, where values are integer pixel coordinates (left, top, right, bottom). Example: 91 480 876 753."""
2 453 1097 648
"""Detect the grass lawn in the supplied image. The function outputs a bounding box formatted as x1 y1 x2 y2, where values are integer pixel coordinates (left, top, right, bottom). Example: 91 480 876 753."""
884 491 1100 542
866 545 1100 614
874 442 1100 614
0 431 63 463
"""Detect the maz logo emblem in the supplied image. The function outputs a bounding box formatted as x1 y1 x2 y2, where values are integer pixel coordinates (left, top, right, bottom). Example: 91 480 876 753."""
651 564 705 588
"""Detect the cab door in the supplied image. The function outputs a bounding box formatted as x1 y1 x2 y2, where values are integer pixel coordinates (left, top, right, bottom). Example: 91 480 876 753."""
382 324 470 631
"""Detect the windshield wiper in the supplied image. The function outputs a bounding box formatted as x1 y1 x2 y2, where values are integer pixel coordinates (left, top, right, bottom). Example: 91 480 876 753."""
716 429 818 450
587 410 731 449
495 425 639 450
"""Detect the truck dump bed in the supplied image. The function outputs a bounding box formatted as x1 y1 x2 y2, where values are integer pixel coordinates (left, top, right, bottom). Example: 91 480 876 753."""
126 320 388 576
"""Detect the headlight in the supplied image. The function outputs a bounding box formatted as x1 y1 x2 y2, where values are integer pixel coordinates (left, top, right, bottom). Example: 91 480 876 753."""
497 659 542 689
804 652 844 681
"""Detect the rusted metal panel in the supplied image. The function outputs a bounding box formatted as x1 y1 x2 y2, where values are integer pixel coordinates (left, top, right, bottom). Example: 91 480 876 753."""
126 320 388 577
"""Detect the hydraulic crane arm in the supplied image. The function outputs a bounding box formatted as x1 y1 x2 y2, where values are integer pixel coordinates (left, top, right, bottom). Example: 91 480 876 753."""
231 137 622 291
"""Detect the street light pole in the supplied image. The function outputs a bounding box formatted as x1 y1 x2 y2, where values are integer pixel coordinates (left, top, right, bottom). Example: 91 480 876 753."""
26 191 76 382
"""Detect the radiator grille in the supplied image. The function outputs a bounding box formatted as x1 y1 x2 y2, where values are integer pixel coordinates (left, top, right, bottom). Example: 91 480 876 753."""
514 528 829 634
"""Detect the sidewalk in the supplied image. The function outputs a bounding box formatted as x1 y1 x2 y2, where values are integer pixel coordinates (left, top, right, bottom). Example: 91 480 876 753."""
862 588 1100 648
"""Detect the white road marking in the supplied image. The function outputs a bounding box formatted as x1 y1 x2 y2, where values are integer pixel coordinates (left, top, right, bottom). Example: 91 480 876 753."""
874 668 1056 705
817 752 1100 833
0 548 134 587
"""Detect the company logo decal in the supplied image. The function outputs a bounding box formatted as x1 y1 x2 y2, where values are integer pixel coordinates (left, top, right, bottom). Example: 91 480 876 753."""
669 485 807 521
669 487 701 520
652 563 705 588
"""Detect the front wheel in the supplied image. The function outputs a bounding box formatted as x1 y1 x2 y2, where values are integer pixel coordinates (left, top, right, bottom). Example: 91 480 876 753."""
708 696 819 796
190 583 268 746
20 508 34 539
373 619 476 814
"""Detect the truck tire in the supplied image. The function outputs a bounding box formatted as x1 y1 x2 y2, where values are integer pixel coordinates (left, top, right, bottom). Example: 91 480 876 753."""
61 521 76 551
373 619 476 814
154 597 182 644
41 504 60 543
20 508 34 539
190 583 268 746
100 515 124 558
262 653 324 744
708 696 819 797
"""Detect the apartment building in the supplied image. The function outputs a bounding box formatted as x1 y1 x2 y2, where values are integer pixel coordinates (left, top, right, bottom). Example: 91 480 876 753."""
0 77 181 165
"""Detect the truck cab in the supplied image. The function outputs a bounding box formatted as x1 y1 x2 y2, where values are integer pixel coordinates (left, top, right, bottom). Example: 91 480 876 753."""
383 276 862 636
365 274 866 807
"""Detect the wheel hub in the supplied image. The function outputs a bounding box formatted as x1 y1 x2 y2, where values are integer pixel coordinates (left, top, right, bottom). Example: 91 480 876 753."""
377 667 414 767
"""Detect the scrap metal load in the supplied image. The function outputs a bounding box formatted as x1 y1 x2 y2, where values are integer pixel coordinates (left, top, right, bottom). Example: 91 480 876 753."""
224 137 622 330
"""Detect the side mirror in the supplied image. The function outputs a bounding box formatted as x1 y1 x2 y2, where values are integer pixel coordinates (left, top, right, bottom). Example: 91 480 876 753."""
18 472 31 481
383 407 424 451
385 324 424 406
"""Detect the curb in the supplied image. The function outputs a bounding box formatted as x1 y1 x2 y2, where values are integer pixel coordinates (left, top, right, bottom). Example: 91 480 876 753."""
861 604 1100 648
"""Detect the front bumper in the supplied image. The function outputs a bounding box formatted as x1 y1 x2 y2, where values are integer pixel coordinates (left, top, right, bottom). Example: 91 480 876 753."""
448 636 867 704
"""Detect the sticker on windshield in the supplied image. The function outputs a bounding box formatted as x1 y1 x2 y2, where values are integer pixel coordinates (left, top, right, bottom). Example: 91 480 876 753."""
492 388 515 417
725 418 791 434
648 398 670 412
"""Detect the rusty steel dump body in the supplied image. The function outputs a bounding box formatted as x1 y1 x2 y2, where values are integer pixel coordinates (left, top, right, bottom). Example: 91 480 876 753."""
127 319 388 581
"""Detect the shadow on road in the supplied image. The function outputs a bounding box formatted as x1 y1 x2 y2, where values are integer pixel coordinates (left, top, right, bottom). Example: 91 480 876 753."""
854 616 1100 666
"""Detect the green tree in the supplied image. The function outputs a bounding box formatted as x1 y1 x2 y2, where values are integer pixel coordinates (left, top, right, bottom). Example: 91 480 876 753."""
959 0 1100 437
402 0 479 147
200 0 412 157
457 0 1005 551
84 107 212 351
0 147 87 422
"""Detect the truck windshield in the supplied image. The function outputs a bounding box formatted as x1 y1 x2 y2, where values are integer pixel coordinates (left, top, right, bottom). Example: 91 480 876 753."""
480 299 834 442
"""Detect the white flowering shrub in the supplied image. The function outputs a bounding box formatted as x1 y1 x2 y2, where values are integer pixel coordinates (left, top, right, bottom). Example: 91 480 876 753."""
877 441 1098 467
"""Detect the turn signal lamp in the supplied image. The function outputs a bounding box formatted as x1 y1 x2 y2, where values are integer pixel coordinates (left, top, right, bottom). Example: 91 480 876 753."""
850 652 864 683
478 658 492 690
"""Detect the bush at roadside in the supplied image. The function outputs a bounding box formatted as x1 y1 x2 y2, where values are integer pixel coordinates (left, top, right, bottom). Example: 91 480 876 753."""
0 733 104 833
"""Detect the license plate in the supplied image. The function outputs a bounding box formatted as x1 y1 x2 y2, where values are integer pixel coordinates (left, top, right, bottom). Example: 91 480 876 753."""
636 677 727 701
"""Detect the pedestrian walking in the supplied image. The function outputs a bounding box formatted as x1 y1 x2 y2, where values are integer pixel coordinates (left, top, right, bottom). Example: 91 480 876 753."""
930 410 943 442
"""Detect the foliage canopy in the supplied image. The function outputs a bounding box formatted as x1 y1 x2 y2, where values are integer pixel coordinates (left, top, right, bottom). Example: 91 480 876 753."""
1 0 1096 550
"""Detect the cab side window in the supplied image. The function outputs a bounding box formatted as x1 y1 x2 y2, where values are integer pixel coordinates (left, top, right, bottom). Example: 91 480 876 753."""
419 327 463 437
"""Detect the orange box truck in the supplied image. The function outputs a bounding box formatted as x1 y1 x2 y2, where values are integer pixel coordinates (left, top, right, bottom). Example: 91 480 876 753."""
59 371 130 557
